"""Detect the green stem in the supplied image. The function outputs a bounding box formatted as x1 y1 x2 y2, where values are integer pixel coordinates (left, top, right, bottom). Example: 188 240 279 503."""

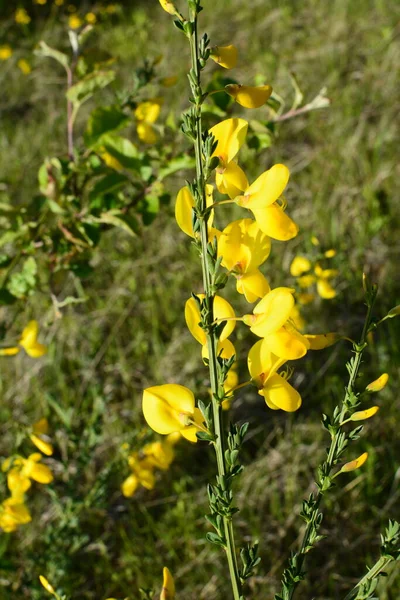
343 556 392 600
286 299 376 600
188 15 242 600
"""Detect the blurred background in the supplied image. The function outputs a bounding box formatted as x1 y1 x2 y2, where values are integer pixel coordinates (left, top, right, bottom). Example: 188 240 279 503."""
0 0 399 598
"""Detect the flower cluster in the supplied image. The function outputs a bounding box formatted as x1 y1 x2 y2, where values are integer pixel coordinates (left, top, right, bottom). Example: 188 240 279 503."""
290 240 338 303
0 320 47 358
0 419 53 533
121 433 180 497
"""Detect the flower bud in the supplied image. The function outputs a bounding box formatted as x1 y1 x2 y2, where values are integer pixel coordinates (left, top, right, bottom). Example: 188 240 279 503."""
366 373 389 392
340 452 368 473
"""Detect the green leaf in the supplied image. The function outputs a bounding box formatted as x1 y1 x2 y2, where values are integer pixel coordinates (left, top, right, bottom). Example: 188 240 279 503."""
46 198 65 214
85 106 130 148
7 257 37 299
94 211 139 237
35 41 69 69
158 153 196 180
138 195 160 226
89 173 129 201
102 135 141 172
66 70 116 106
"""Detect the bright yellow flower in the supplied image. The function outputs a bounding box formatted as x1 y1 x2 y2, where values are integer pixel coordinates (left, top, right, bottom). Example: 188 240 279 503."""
236 165 298 240
218 219 271 302
0 45 13 61
303 332 340 350
314 264 338 299
243 287 295 338
19 321 47 357
68 15 83 29
85 12 97 24
159 0 181 17
340 452 368 473
0 497 31 533
17 59 31 75
366 373 389 392
185 295 236 345
30 418 53 456
142 384 204 442
210 44 238 69
202 338 236 362
4 453 53 492
248 340 301 412
324 249 336 258
215 160 248 198
290 256 312 277
15 8 31 24
135 99 163 124
142 440 175 471
209 118 248 194
121 455 155 497
262 322 310 360
350 406 379 421
225 84 272 108
39 575 56 596
175 185 215 238
297 274 316 288
160 567 175 600
136 122 158 144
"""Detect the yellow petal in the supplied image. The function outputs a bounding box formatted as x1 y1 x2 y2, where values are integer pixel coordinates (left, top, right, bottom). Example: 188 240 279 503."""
236 270 270 303
29 462 53 484
142 441 174 470
225 84 272 108
304 333 340 350
316 279 336 299
0 347 20 356
216 161 248 198
350 406 379 421
366 373 389 392
261 373 302 412
290 256 311 277
245 287 295 337
247 339 285 386
137 122 158 144
237 164 289 210
340 452 368 473
159 0 180 16
142 384 195 435
7 470 31 495
179 408 205 443
263 325 310 360
121 474 139 497
289 305 306 331
30 435 53 457
210 44 238 69
251 204 299 241
20 321 39 349
160 567 175 600
39 576 56 596
202 338 236 362
218 218 270 272
135 99 163 123
324 249 336 258
297 274 316 288
175 185 214 238
210 118 248 166
185 295 235 345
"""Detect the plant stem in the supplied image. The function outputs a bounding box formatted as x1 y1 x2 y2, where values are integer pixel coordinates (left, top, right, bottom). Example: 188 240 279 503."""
284 300 375 600
343 556 392 600
188 14 242 600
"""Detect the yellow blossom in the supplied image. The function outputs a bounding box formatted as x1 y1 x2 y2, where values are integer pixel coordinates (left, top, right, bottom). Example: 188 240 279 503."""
175 185 215 238
30 418 53 456
324 249 336 258
39 575 56 596
210 44 238 69
135 98 163 144
0 320 47 358
68 15 83 29
4 453 53 493
85 12 97 24
248 340 301 412
303 332 340 350
15 8 31 24
0 45 13 61
243 288 295 338
121 454 155 497
185 295 236 345
142 384 205 442
366 373 389 392
350 406 379 421
340 452 368 473
17 59 31 75
160 567 175 600
314 264 338 299
209 118 248 196
159 0 181 17
225 84 272 108
0 497 31 533
290 256 312 277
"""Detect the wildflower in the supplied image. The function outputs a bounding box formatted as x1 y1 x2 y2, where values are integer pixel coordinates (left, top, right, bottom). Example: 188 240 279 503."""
248 339 301 412
0 45 13 61
290 256 312 277
142 384 205 442
325 249 336 258
4 453 53 495
243 287 296 338
68 15 83 29
15 8 31 24
30 418 53 456
135 98 163 144
85 12 97 24
366 373 389 392
217 218 271 302
185 295 236 345
175 185 215 238
142 440 175 471
39 576 56 596
236 165 298 240
0 497 31 533
339 452 368 473
17 59 31 75
292 257 338 300
350 406 379 421
303 332 340 350
210 44 238 69
222 364 239 410
160 567 175 600
225 84 272 108
121 456 155 497
0 321 47 358
314 264 338 299
159 0 181 18
209 118 248 197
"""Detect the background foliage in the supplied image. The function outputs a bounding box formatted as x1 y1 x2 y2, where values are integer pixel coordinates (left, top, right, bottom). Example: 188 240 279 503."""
0 0 399 598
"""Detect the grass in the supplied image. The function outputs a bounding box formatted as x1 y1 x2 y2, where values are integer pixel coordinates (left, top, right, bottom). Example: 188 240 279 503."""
0 0 399 598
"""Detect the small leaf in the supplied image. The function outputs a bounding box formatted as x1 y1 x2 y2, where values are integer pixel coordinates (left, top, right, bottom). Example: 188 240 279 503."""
66 70 115 106
89 173 128 201
94 211 139 237
35 41 69 69
85 106 130 148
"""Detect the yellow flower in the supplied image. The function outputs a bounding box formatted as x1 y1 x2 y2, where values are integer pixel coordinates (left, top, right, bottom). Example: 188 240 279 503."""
202 338 236 362
185 295 236 345
4 453 53 492
121 455 155 497
0 321 47 358
225 84 272 108
135 98 163 144
68 15 83 29
289 305 306 331
350 406 379 421
159 0 181 17
248 340 301 412
217 218 271 302
236 165 298 241
160 76 178 87
243 288 295 338
222 365 239 410
15 8 31 24
303 332 340 350
0 45 13 61
0 497 31 533
290 256 312 277
324 249 336 258
30 418 53 456
314 264 338 299
142 440 175 471
39 575 56 596
160 567 175 600
142 384 205 442
175 185 215 238
209 118 248 196
210 45 238 69
85 12 97 24
34 0 47 4
17 59 31 75
340 452 368 473
104 4 118 14
366 373 389 392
